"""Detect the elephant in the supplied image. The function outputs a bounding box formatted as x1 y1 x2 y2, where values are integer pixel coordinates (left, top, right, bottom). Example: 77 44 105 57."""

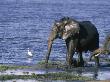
103 34 110 50
89 48 109 65
45 17 99 67
90 35 110 63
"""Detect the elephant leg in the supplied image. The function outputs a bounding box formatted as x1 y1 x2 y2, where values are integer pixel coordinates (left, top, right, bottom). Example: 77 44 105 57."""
89 52 100 67
67 52 74 66
89 54 94 61
77 52 84 67
94 56 100 67
66 40 76 67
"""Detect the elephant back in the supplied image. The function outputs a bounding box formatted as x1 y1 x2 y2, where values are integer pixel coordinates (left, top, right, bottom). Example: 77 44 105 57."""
78 21 99 51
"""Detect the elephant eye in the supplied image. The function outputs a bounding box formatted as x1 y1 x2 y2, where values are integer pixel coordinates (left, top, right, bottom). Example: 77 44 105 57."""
63 29 65 32
63 29 66 32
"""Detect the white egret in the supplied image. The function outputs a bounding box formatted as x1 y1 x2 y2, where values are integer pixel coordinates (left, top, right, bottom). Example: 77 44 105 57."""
27 48 33 57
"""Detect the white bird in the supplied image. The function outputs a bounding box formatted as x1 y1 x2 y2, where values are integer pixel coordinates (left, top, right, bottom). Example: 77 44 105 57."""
27 48 33 57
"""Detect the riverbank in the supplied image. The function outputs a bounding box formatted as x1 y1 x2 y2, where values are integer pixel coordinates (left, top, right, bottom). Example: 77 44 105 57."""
0 60 110 81
0 62 93 81
0 72 92 81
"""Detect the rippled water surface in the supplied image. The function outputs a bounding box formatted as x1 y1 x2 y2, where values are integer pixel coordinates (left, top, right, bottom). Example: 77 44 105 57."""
0 0 110 65
0 0 110 81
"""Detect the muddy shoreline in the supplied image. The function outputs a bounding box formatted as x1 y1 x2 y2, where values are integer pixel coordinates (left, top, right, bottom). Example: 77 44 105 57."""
0 61 110 81
0 64 92 81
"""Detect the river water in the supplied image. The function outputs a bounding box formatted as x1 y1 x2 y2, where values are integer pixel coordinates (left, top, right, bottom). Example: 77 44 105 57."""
0 0 110 65
0 0 110 81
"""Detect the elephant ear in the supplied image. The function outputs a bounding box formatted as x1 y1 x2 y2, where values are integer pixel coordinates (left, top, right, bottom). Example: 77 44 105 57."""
55 20 61 27
52 21 59 31
63 20 68 24
65 21 80 34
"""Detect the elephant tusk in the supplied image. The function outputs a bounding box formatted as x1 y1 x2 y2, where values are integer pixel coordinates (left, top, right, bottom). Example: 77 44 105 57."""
95 53 100 57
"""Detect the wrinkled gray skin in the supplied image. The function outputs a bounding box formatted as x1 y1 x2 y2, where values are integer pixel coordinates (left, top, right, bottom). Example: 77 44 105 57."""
45 17 99 67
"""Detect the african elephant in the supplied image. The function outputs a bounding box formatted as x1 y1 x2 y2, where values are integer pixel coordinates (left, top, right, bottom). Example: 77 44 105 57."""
104 34 110 50
90 35 110 63
45 17 99 67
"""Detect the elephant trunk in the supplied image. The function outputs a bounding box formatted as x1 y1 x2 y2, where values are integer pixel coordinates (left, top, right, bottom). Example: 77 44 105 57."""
45 28 57 64
45 39 53 64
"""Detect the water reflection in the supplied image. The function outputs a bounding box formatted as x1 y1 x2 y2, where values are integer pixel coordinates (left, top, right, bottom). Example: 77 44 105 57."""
81 67 98 79
26 58 33 63
64 67 110 80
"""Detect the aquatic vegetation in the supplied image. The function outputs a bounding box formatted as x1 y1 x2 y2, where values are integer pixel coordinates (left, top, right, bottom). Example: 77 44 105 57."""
0 65 9 71
0 65 32 71
0 64 93 81
0 75 33 80
0 72 93 81
37 60 65 69
0 62 110 81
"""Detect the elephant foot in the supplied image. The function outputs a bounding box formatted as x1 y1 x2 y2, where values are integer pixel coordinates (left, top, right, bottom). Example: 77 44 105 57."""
72 59 77 67
94 56 100 67
45 63 48 68
45 61 49 68
89 56 93 61
77 60 84 67
66 59 77 68
70 59 77 67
